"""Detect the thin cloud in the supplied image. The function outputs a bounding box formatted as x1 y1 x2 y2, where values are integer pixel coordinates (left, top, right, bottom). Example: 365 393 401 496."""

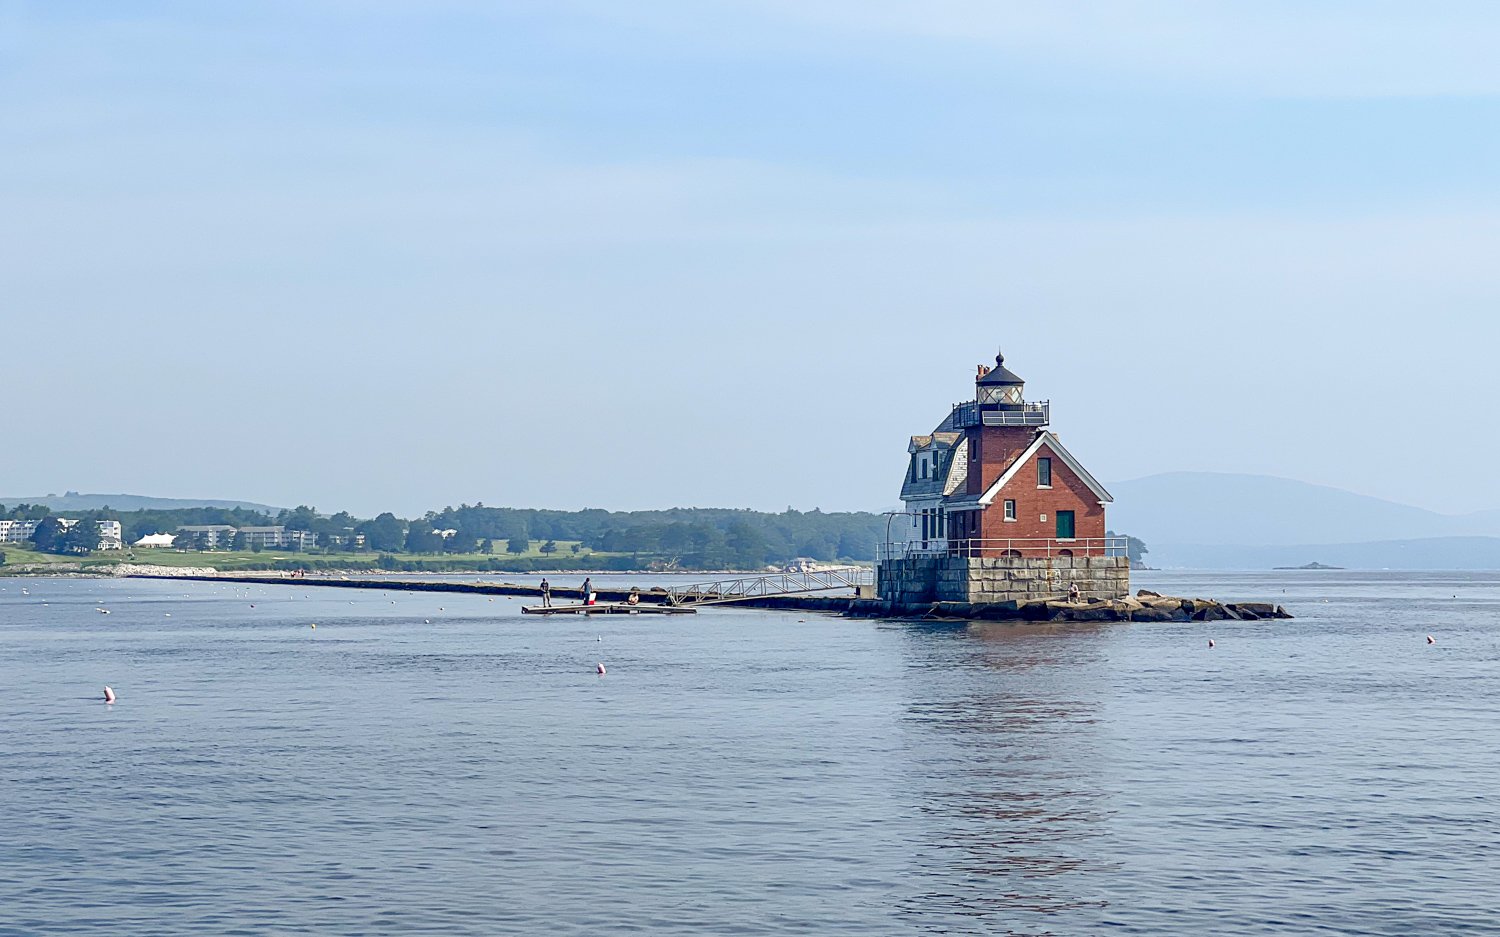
725 0 1500 98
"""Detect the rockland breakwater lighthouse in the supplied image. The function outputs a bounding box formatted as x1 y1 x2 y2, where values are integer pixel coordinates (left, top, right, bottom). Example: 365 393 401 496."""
877 349 1131 605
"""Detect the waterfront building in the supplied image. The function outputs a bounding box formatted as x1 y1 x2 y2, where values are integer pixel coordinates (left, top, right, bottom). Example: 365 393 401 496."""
171 525 316 550
237 527 285 550
174 525 238 549
12 517 124 550
880 349 1129 604
0 519 39 544
96 520 124 550
230 526 318 550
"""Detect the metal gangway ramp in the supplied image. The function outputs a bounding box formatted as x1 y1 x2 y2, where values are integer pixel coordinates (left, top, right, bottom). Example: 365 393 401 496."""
665 567 873 607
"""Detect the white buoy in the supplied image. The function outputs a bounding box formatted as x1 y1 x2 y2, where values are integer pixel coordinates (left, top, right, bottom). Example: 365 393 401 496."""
596 663 606 675
103 685 116 703
1427 634 1436 644
1208 639 1216 648
310 623 317 630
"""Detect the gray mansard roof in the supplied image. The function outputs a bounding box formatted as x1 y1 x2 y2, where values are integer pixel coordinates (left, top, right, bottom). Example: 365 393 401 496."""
899 428 969 502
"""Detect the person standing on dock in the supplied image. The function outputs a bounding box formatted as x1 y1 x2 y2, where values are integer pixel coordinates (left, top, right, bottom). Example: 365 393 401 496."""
582 577 594 606
540 578 552 608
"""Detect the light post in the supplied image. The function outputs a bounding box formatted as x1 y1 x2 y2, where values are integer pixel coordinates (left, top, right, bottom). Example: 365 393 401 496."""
881 511 918 560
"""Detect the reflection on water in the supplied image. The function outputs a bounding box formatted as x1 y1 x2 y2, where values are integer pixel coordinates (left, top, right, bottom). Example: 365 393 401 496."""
2 571 1500 934
892 622 1113 933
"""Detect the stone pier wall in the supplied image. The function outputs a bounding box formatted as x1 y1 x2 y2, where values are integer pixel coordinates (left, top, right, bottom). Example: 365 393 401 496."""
878 554 1130 604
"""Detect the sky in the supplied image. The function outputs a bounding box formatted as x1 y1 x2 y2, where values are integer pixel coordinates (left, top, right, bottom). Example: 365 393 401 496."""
3 1 1500 517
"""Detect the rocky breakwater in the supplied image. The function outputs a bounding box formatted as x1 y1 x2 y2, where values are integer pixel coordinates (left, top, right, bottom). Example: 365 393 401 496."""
109 564 221 578
845 588 1291 623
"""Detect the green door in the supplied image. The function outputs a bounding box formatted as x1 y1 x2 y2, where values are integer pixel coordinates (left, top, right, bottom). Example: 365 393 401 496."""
1056 510 1075 539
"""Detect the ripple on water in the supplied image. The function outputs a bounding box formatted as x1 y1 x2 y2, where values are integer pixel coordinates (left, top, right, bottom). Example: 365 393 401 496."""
3 572 1500 934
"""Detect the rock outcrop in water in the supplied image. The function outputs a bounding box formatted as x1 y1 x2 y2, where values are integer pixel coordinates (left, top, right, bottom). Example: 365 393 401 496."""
843 589 1291 622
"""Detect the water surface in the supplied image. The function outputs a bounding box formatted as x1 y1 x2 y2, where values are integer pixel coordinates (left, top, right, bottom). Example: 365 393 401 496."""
2 571 1497 934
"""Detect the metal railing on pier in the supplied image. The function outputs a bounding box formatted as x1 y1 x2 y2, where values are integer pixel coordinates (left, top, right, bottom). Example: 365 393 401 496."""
665 567 874 606
878 536 1128 561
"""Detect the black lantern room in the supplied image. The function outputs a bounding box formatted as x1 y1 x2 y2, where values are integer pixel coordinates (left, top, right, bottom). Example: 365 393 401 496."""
976 350 1026 408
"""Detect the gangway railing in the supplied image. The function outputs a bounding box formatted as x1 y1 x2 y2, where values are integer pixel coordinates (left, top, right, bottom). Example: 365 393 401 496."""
666 567 874 606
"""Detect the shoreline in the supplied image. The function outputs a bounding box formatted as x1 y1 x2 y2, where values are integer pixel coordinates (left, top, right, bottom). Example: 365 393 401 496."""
0 562 870 580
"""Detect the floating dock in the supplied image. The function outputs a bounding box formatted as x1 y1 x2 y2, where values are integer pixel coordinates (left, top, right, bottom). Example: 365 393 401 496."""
521 602 695 615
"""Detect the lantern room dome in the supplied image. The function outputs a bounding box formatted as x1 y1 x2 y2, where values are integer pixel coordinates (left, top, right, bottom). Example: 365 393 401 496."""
976 350 1025 387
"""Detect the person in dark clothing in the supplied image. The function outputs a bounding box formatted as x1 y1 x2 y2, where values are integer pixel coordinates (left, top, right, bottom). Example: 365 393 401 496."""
540 578 551 607
582 577 593 606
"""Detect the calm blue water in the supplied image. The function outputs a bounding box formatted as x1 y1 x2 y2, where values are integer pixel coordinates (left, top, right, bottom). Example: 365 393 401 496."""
2 571 1498 935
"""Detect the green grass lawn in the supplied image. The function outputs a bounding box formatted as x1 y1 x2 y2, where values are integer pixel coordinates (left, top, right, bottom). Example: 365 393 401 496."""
1 540 614 573
0 545 75 568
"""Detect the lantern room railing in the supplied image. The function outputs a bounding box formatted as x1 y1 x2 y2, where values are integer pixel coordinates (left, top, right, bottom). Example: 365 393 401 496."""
878 536 1127 561
950 400 1049 428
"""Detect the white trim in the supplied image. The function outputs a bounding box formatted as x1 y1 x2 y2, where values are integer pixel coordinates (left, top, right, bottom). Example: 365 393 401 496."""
974 432 1114 506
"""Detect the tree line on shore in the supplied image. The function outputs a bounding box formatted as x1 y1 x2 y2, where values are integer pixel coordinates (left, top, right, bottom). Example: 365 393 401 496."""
0 502 886 570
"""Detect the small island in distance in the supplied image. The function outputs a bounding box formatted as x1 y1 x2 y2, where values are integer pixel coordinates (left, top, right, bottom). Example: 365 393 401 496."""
1274 561 1345 570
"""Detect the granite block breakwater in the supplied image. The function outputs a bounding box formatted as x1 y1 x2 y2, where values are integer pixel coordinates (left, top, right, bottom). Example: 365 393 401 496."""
123 572 1288 622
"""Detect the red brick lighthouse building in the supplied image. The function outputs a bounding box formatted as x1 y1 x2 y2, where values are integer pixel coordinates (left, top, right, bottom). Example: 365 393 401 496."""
883 349 1126 603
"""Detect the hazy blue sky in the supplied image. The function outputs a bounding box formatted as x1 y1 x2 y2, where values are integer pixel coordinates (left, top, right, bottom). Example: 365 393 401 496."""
4 1 1499 516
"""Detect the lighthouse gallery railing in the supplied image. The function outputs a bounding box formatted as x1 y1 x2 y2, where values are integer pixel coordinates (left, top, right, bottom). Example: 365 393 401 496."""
878 536 1128 561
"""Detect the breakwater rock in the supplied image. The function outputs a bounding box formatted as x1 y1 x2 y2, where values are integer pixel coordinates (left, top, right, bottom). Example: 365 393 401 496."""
110 564 221 578
844 589 1291 623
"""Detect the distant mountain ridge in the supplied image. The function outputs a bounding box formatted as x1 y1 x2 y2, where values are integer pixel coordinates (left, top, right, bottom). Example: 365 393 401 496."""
1108 472 1500 546
1107 472 1500 569
0 492 283 513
